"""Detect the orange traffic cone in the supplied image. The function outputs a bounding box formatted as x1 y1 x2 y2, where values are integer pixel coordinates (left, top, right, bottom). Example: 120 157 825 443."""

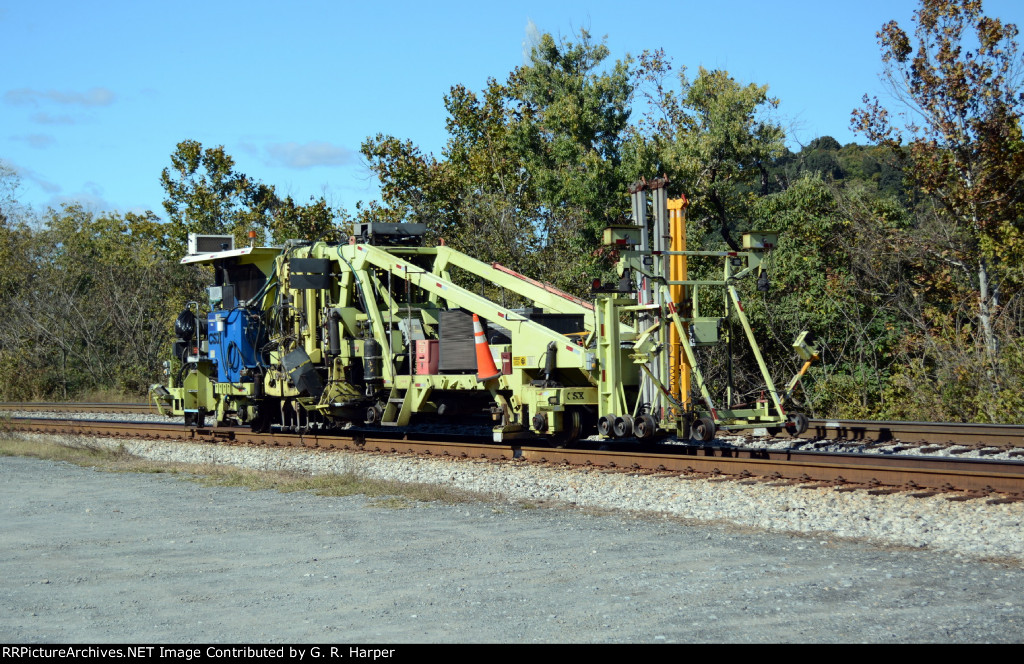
473 314 501 382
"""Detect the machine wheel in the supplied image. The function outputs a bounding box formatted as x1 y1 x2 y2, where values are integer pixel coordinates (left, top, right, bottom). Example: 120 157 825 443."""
598 414 616 438
612 414 634 438
634 414 657 440
550 408 583 448
249 406 270 433
785 412 809 437
190 408 207 428
690 415 716 443
364 405 383 426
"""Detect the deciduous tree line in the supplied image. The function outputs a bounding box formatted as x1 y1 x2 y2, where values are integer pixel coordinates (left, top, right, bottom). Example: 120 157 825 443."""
0 0 1020 422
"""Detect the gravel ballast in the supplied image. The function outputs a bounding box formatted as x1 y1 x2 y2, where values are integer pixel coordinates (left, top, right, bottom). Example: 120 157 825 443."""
3 429 1024 643
11 427 1024 562
73 433 1024 562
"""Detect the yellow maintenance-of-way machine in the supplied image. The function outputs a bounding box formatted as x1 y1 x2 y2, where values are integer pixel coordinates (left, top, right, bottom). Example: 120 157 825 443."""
152 180 816 444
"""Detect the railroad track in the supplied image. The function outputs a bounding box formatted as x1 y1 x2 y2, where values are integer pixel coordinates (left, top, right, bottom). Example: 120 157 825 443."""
3 403 1021 447
7 415 1024 502
0 402 158 415
801 418 1024 448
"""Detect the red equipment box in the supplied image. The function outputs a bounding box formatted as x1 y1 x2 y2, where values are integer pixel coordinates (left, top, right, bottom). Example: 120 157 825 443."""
415 339 439 375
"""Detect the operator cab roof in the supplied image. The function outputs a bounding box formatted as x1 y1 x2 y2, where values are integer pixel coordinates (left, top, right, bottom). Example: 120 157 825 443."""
180 246 282 265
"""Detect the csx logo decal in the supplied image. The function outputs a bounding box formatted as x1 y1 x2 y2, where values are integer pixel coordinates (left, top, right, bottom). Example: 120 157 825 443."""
564 391 587 402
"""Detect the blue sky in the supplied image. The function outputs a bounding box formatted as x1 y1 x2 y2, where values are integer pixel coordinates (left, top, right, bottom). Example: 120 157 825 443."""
2 0 1022 219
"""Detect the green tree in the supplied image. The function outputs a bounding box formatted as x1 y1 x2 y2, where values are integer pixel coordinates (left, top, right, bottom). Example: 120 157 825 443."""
361 30 634 292
359 134 461 237
511 32 633 237
161 139 347 251
632 53 786 249
268 195 346 245
0 164 32 300
852 0 1024 381
0 204 207 399
0 161 20 225
160 140 276 253
749 176 919 417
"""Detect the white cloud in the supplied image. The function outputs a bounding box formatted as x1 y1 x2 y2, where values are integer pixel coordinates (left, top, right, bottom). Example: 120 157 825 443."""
33 178 62 194
264 141 354 169
18 166 61 193
11 133 56 148
46 191 113 212
4 86 116 107
30 112 77 125
523 18 541 64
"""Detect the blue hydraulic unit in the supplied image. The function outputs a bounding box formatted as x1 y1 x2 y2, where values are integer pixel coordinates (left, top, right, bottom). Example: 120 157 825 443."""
207 309 261 384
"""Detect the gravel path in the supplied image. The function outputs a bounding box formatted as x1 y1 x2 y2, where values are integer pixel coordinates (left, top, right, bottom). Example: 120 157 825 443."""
82 433 1024 562
2 432 1024 643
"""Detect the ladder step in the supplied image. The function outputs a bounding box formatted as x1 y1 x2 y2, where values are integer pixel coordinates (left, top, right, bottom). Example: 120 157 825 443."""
387 398 405 403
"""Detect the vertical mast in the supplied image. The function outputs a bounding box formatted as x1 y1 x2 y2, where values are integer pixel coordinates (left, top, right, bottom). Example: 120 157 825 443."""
629 181 652 410
648 178 669 421
668 197 690 409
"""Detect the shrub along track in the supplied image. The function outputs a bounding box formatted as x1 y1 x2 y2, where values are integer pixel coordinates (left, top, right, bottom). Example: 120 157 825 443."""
6 413 1024 502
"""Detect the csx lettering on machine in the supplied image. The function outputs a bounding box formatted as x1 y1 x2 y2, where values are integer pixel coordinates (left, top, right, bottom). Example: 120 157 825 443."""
151 181 817 444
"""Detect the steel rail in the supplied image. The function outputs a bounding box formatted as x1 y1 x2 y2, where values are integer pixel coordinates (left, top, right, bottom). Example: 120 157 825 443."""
2 404 1021 447
8 416 1024 498
800 419 1024 447
0 402 158 414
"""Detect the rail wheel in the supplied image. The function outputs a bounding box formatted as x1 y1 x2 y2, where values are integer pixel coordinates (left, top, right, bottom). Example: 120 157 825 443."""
364 404 383 426
613 414 634 438
550 407 583 448
598 414 616 438
690 415 716 442
785 412 809 437
634 413 657 440
249 406 271 433
185 408 207 428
